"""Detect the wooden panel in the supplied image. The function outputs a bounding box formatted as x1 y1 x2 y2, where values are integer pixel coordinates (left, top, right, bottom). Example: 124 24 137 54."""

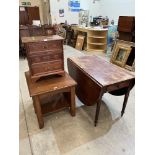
39 93 70 115
25 71 77 96
29 52 63 64
68 56 134 86
23 35 64 80
31 60 63 75
19 7 29 25
27 40 62 53
26 7 40 25
75 35 85 50
67 58 102 106
22 35 64 43
118 16 135 32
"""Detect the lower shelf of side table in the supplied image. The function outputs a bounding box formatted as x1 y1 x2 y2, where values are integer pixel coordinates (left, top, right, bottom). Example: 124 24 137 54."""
38 92 70 115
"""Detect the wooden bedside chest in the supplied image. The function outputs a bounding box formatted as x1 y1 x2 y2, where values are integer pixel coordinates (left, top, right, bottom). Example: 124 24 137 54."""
22 35 65 82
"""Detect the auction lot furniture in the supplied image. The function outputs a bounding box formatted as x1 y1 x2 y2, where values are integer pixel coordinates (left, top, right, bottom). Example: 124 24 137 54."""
118 16 135 42
67 56 135 126
22 35 65 82
25 71 77 129
19 25 56 57
72 26 108 52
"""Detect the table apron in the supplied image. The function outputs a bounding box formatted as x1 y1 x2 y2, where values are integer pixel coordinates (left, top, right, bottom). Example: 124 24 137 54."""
106 81 130 92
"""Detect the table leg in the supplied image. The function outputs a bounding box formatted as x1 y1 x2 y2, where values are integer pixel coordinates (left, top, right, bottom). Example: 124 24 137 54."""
70 87 76 116
121 89 130 117
33 96 44 129
94 100 102 127
32 97 36 113
121 79 134 116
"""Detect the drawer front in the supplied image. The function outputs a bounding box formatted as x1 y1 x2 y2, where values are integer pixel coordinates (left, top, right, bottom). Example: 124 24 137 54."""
29 52 63 64
31 60 63 75
27 40 62 53
107 81 130 92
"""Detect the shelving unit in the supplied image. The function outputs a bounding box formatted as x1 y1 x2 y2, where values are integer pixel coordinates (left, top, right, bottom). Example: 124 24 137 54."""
87 29 107 52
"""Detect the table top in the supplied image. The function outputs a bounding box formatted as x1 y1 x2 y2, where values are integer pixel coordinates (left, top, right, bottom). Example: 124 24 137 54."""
25 71 77 97
72 26 108 32
68 56 135 87
22 35 64 43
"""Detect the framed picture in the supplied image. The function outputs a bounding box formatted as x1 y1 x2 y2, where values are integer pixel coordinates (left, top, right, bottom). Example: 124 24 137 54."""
110 40 134 68
59 9 64 17
75 35 85 51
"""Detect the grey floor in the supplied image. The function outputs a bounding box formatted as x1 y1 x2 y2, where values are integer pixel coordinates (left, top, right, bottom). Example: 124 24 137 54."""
19 45 135 155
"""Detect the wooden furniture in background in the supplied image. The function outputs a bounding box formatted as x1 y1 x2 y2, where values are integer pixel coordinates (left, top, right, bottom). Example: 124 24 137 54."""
118 16 135 42
87 29 107 52
25 71 77 129
72 26 108 52
67 56 135 126
19 25 56 57
110 40 135 71
75 35 85 50
22 35 65 82
19 6 40 25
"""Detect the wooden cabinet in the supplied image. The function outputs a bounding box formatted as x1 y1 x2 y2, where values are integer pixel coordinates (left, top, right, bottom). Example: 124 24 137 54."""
22 35 65 81
19 6 40 25
118 16 135 42
87 29 107 52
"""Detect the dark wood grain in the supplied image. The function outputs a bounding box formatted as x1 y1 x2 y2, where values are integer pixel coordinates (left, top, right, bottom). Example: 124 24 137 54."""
25 71 77 129
22 35 65 81
67 56 135 126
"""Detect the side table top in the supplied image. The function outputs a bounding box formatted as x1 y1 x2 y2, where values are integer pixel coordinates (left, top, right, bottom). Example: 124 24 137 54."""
68 56 135 87
22 35 64 43
25 71 77 97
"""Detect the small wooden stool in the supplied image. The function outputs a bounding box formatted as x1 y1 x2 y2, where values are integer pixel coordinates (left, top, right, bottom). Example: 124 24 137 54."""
25 71 77 129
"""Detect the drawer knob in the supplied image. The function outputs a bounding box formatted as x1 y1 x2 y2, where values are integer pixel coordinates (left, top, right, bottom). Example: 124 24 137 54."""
43 46 47 49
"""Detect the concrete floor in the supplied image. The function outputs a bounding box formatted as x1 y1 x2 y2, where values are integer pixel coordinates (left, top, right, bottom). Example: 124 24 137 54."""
19 45 135 155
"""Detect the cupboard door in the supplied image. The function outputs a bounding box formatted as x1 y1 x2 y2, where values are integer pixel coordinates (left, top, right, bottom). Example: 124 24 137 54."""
26 7 40 25
19 7 29 25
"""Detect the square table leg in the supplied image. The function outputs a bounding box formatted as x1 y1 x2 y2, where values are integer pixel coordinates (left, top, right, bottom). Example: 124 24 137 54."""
33 95 44 129
70 87 76 116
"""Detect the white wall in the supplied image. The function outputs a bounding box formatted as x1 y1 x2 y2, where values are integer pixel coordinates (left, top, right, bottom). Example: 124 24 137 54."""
50 0 78 24
49 0 103 25
100 0 135 25
49 0 135 25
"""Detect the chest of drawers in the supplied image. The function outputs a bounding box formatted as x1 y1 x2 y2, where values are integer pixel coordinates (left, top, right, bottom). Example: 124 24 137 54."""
22 35 65 81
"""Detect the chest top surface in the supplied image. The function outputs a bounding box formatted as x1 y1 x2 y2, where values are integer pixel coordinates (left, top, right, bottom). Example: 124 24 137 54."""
25 71 76 96
68 56 135 87
22 35 64 43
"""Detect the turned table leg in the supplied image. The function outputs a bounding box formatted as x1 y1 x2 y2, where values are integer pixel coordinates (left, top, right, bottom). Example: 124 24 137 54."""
70 87 76 116
33 95 44 129
121 90 130 117
121 80 134 116
94 100 102 127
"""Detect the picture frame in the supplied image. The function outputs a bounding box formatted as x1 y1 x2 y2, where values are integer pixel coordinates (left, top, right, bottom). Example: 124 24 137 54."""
110 40 135 68
59 9 64 17
75 35 85 51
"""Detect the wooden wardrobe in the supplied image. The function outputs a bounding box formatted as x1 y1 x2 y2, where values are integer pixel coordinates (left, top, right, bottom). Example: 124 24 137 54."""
19 6 40 25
